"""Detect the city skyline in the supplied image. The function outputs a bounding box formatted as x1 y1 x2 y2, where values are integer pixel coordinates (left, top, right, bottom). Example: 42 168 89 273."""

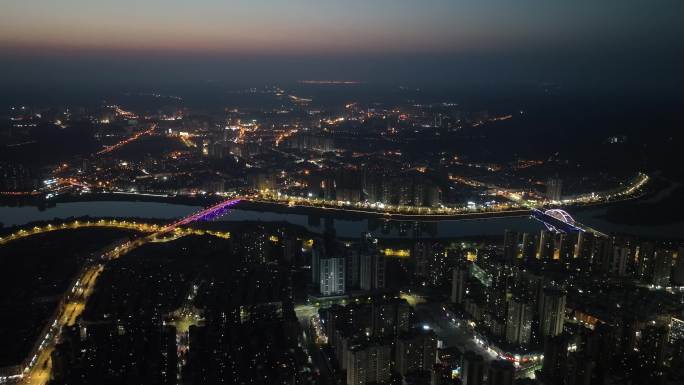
1 2 684 385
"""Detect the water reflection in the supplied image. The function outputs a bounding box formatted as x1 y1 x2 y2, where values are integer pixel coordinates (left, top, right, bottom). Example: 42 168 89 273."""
0 201 544 239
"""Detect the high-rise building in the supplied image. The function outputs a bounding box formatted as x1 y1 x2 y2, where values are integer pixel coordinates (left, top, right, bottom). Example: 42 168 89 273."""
541 334 570 384
372 299 410 337
234 228 269 264
346 250 361 289
591 236 613 272
503 230 519 262
395 330 438 376
611 246 630 277
673 246 684 286
539 288 566 338
312 237 347 296
546 177 562 201
281 237 301 265
312 239 324 285
346 341 393 385
652 249 673 287
451 262 470 304
460 351 485 385
505 296 533 346
367 342 393 384
413 241 433 277
425 184 441 208
564 352 594 385
556 233 577 262
208 141 226 159
537 230 554 260
583 323 619 384
487 359 515 385
574 231 594 261
520 232 537 262
359 245 386 291
639 325 670 368
319 256 346 296
251 171 277 192
431 363 456 385
637 241 656 281
347 342 368 384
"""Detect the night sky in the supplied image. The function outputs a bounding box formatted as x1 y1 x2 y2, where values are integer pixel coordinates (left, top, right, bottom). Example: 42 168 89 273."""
1 0 683 86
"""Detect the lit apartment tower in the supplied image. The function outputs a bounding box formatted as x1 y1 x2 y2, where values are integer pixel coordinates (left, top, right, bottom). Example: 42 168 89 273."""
413 241 432 277
611 246 630 277
651 249 673 287
541 334 570 384
397 177 412 206
380 176 393 205
537 230 555 260
487 359 515 385
574 231 594 261
312 239 324 285
360 249 386 291
505 296 533 346
539 288 566 338
395 330 438 376
556 233 577 262
235 229 269 264
591 236 613 272
639 325 670 368
460 351 485 385
346 250 361 289
425 184 441 207
520 232 537 262
546 177 562 201
368 342 393 385
451 262 470 304
636 241 656 281
372 299 410 337
396 301 411 334
346 343 368 385
503 230 519 262
320 256 346 296
583 323 620 384
673 246 684 286
346 341 392 385
281 237 301 265
412 181 425 207
313 237 348 295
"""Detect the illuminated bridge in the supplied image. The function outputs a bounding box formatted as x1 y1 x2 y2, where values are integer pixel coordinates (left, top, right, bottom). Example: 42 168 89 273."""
159 197 242 233
531 208 583 233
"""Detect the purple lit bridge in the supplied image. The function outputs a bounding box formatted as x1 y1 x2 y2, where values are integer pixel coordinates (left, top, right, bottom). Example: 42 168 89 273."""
158 197 242 234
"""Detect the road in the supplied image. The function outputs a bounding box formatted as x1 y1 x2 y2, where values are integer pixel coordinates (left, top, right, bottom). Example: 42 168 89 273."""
294 304 334 385
414 302 541 380
0 219 231 247
414 303 497 360
247 197 532 221
96 125 156 155
20 264 103 385
12 198 241 385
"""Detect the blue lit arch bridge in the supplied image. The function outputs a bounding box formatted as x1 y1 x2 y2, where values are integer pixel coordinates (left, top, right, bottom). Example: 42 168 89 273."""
531 208 606 237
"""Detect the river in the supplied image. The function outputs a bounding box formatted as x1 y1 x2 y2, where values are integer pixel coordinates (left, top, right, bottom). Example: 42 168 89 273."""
0 201 682 239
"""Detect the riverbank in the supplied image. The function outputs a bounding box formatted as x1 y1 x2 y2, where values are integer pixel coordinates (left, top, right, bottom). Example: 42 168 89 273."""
2 188 683 239
1 192 534 221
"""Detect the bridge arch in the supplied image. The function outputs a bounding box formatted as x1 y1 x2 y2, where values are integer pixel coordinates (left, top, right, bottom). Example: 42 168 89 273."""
543 209 575 225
